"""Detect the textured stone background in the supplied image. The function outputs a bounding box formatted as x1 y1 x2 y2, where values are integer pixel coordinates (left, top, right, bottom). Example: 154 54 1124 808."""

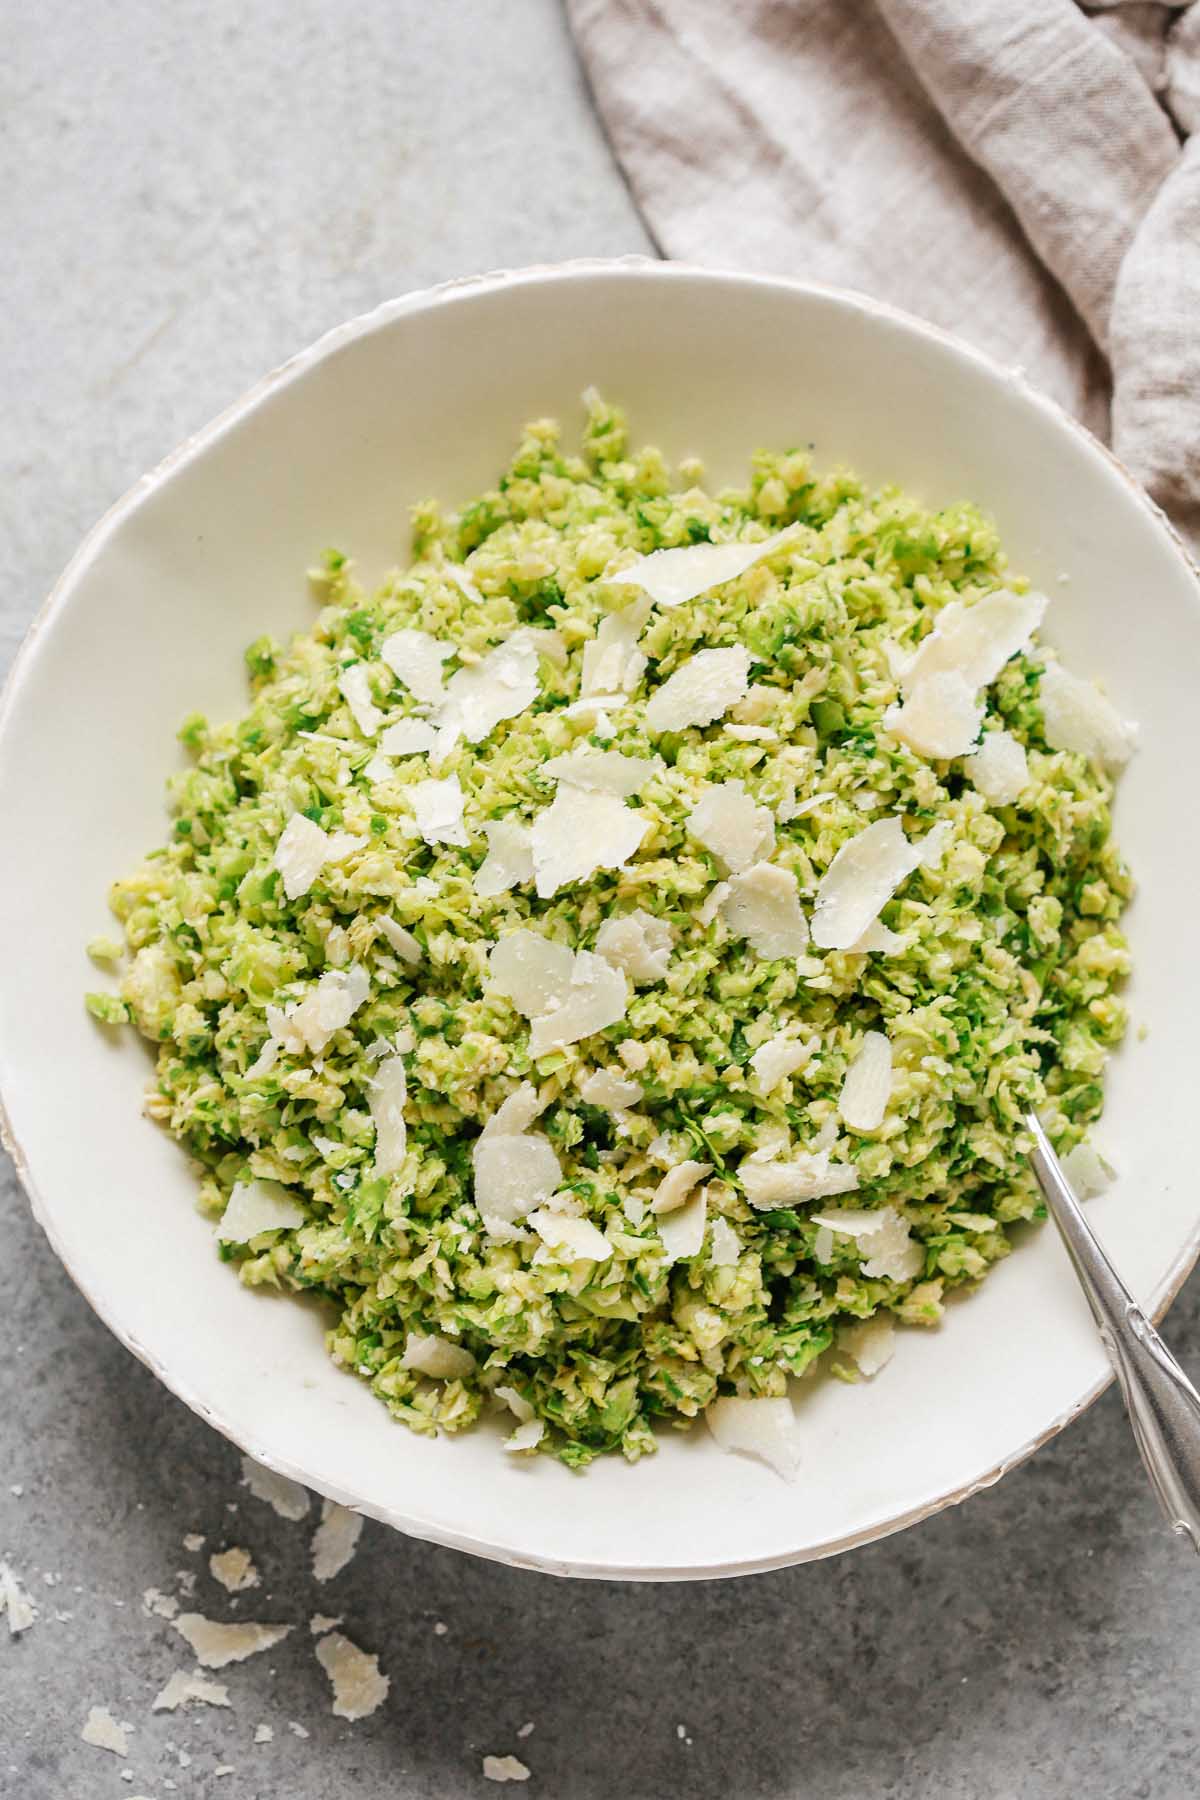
4 4 1199 1796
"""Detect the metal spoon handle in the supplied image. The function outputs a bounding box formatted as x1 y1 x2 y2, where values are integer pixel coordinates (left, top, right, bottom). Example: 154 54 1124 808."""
1026 1111 1200 1551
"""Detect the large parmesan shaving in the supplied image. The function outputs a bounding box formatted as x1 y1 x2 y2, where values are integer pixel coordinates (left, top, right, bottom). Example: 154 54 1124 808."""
269 962 371 1055
489 930 574 1018
809 1206 924 1282
380 628 452 704
965 728 1029 804
409 774 468 847
401 1332 475 1380
439 636 541 743
312 1499 364 1582
840 1314 896 1377
495 1384 535 1423
687 780 775 873
528 1209 612 1263
1039 664 1138 768
838 1031 893 1132
527 951 627 1059
656 1184 708 1263
315 1631 390 1720
152 1670 231 1712
708 1216 742 1266
580 604 648 697
217 1179 304 1243
172 1613 292 1669
749 1032 814 1094
273 813 365 902
368 1054 408 1177
740 1148 860 1209
240 1453 311 1521
474 819 534 898
530 786 648 897
884 670 983 760
579 1068 643 1110
721 862 809 958
811 818 922 951
379 718 439 757
473 1132 562 1232
847 919 906 954
482 1081 548 1139
337 664 382 738
650 1159 711 1216
542 748 661 796
594 908 673 983
903 587 1048 694
614 529 793 609
706 1396 801 1479
644 645 752 735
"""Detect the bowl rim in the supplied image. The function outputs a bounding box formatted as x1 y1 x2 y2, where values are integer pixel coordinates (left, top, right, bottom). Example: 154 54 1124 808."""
3 255 1199 1581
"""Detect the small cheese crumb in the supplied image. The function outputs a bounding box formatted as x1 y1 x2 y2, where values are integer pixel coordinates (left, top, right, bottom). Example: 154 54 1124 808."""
182 1533 205 1554
687 780 775 874
579 1068 643 1110
580 605 648 697
312 1499 364 1583
142 1586 180 1619
172 1613 292 1669
504 1418 545 1453
254 1723 274 1744
216 1179 304 1243
337 663 383 737
315 1631 390 1720
309 1612 342 1635
838 1032 893 1132
240 1453 310 1521
402 1333 475 1380
965 728 1029 804
1061 1141 1114 1198
81 1708 130 1757
482 1754 532 1784
288 1721 310 1738
1 1562 37 1635
839 1314 896 1377
376 915 422 963
528 1209 612 1263
152 1670 231 1713
706 1396 800 1479
209 1548 259 1594
517 1721 535 1740
645 645 751 735
708 1216 741 1266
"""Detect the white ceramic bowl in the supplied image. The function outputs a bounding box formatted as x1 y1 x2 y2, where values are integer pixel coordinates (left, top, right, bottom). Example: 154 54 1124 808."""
3 260 1199 1581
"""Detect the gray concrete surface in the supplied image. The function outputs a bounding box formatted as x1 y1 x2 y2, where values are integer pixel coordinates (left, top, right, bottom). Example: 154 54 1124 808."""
3 4 1199 1797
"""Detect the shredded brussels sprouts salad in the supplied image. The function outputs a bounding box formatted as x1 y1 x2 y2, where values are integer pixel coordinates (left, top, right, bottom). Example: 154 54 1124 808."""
87 394 1136 1475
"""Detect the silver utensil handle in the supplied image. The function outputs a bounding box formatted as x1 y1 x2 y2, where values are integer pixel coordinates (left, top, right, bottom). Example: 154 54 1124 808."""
1026 1112 1200 1550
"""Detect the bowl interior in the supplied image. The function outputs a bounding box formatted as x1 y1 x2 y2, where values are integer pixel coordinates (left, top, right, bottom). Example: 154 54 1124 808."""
3 263 1199 1579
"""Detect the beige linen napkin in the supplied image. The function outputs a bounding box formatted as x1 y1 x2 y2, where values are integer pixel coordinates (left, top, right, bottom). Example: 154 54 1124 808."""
568 0 1200 543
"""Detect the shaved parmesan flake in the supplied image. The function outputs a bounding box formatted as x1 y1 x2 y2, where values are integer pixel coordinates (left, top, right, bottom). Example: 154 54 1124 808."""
530 786 648 898
362 751 394 784
696 880 731 928
443 562 483 605
81 1708 130 1756
240 1454 311 1521
310 1613 342 1635
312 1499 364 1582
483 1755 532 1784
656 1183 707 1263
838 1032 893 1132
527 951 627 1059
965 728 1029 804
916 821 951 869
243 1037 278 1081
482 1082 548 1139
474 819 534 898
172 1613 292 1669
1040 665 1137 768
504 1419 545 1453
594 908 673 983
740 1149 859 1210
376 915 421 963
903 587 1047 694
750 1032 814 1093
152 1670 231 1712
840 1314 896 1377
315 1631 390 1721
1061 1141 1114 1199
495 1384 535 1423
579 1068 643 1110
0 1562 36 1635
542 748 661 796
273 813 365 902
580 603 649 697
369 1054 408 1176
402 1332 475 1380
528 1209 612 1263
811 818 922 950
217 1179 304 1243
410 775 468 847
473 1132 562 1232
439 636 540 744
884 670 983 760
270 962 371 1055
847 919 906 954
687 780 775 874
209 1547 259 1593
337 664 382 737
708 1216 741 1266
379 718 439 757
489 931 574 1019
721 862 809 958
142 1586 179 1618
614 529 793 609
650 1159 711 1215
706 1396 800 1479
645 645 751 735
809 1206 923 1282
380 628 452 704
